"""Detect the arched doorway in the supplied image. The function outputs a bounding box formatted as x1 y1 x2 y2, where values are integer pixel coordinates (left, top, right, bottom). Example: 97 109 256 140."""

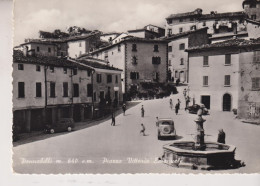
223 93 231 111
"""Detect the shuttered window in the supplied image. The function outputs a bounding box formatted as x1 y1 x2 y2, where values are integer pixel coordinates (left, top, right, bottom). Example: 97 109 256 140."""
225 54 231 65
252 77 260 90
203 76 208 86
50 82 55 97
63 82 68 97
36 82 42 97
203 56 209 66
73 83 79 97
224 75 231 86
18 82 25 98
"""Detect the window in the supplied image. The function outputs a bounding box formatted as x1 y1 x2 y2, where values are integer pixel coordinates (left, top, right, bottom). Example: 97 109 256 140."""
107 74 112 83
50 82 55 97
73 68 78 75
253 51 260 63
175 71 179 78
153 72 159 81
63 67 67 74
49 66 54 73
115 75 118 84
94 92 96 102
97 74 102 83
87 70 91 77
152 57 161 65
203 76 208 86
225 54 231 65
37 46 40 52
48 47 51 53
36 82 42 97
168 60 172 66
168 29 172 36
180 58 184 65
203 21 206 26
104 51 108 61
179 18 183 22
61 52 64 56
118 44 121 52
87 84 93 97
224 75 231 86
36 65 41 72
190 25 196 30
168 46 172 52
63 82 68 97
167 19 172 24
130 72 139 80
203 56 209 66
132 44 137 51
179 27 183 33
100 91 105 100
251 15 256 20
179 43 185 50
154 45 159 52
18 82 25 98
132 56 138 65
18 64 24 70
73 83 79 97
252 77 260 90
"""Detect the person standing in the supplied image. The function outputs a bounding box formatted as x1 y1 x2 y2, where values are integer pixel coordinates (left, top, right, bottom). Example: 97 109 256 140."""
185 96 190 111
177 99 181 109
111 112 115 126
183 88 187 98
217 129 226 144
169 99 173 110
175 103 179 115
156 116 159 127
141 105 145 117
122 103 126 116
140 123 146 136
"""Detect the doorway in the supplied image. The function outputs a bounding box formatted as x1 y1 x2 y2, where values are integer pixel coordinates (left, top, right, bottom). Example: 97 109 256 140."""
223 93 231 111
201 95 210 109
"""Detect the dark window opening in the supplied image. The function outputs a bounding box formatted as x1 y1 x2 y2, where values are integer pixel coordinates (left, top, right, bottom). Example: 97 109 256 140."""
36 65 41 71
180 58 184 65
179 43 185 50
18 64 24 70
118 44 121 52
63 67 67 74
252 77 260 90
154 45 159 52
73 68 78 75
115 75 118 83
224 75 231 86
49 66 55 73
168 46 172 52
130 72 139 80
37 46 40 52
179 27 183 33
203 56 209 66
132 44 137 51
73 83 79 97
50 82 55 98
97 74 102 83
48 47 51 53
63 82 68 97
203 76 208 86
107 74 112 83
225 54 231 65
152 57 161 65
36 82 42 97
132 56 138 65
18 82 25 98
87 84 93 97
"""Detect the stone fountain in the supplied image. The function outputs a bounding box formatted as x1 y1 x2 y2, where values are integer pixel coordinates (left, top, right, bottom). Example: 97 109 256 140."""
162 109 243 170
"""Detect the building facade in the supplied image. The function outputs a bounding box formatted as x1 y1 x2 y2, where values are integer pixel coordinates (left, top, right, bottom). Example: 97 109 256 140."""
87 37 168 95
164 28 209 83
243 0 260 21
13 50 122 133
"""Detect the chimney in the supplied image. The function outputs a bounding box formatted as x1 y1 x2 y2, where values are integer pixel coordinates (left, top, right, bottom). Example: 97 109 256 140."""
23 46 28 57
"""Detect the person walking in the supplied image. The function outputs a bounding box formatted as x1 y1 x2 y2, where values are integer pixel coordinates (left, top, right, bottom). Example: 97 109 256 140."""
141 105 145 117
177 99 181 109
111 112 115 126
140 123 146 136
122 103 126 116
183 88 187 98
185 96 190 111
169 99 173 110
156 116 159 127
175 103 179 115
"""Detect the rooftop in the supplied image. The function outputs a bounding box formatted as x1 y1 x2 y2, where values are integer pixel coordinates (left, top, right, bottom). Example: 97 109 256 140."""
161 27 208 41
166 8 202 19
199 11 245 20
186 37 260 52
13 50 122 71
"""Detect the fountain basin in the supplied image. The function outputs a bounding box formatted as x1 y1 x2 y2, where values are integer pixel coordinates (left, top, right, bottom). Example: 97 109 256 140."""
162 141 237 170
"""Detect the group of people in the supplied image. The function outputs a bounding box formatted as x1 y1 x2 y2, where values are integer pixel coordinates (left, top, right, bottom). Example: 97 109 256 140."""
169 98 181 115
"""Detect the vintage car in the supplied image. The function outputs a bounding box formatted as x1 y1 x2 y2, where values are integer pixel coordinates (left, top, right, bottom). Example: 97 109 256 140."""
44 118 75 134
157 118 176 140
187 104 209 115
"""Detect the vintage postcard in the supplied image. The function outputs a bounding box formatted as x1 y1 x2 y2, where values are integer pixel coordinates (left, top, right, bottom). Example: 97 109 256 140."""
12 0 260 175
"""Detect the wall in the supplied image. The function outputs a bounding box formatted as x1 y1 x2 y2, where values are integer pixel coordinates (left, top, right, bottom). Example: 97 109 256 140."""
189 53 240 111
125 41 168 91
127 31 145 38
112 33 129 44
100 34 118 42
26 43 57 57
13 63 45 110
238 50 260 119
247 22 260 39
244 2 260 21
67 40 86 58
168 37 188 83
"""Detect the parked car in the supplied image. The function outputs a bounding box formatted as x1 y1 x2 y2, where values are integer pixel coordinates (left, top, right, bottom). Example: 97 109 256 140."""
44 118 75 134
157 118 176 140
187 104 209 115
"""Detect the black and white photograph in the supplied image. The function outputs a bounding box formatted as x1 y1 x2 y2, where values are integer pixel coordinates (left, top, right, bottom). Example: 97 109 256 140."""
6 0 260 179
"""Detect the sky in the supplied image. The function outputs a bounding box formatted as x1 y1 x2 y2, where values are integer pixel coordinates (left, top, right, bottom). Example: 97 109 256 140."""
13 0 243 46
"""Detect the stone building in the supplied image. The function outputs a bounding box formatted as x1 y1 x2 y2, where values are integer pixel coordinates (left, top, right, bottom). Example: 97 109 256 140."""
165 8 247 43
127 24 165 39
83 37 168 95
100 32 120 43
186 38 260 116
162 27 209 83
243 0 260 21
13 50 122 133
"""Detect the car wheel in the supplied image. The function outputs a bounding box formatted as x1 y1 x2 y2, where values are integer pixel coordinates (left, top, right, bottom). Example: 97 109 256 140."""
67 127 72 132
50 129 55 134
